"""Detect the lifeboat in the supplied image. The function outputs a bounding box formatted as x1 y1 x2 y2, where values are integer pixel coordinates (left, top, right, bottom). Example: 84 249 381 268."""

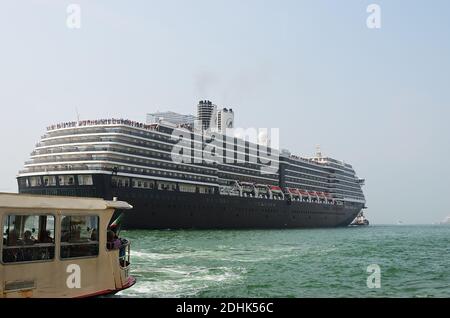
287 188 300 198
255 184 269 194
255 184 271 199
308 191 319 202
298 189 308 196
240 182 256 197
269 186 284 200
308 191 319 197
270 186 283 193
317 192 327 203
324 192 335 204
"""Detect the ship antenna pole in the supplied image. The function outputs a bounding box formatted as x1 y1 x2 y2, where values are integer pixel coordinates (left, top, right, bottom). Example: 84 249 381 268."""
76 106 80 123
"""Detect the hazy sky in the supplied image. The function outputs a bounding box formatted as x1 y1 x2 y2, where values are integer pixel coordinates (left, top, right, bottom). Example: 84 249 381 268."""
1 1 449 224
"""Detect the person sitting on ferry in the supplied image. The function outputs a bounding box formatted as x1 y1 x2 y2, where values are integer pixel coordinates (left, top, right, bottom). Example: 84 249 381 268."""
90 228 98 241
107 230 121 250
23 230 36 245
107 230 115 249
39 230 53 244
6 229 20 246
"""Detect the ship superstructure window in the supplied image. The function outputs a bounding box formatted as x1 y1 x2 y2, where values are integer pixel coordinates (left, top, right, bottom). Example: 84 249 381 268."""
59 175 75 186
157 181 176 191
112 176 130 188
43 176 57 186
18 178 28 188
29 176 42 187
78 175 93 186
132 178 155 189
2 214 55 263
179 184 197 193
60 215 99 259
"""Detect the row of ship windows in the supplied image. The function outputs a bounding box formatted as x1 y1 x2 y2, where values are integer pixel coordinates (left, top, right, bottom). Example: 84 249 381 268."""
218 173 278 186
100 153 275 178
91 154 215 176
23 164 217 183
219 165 278 178
284 160 331 174
333 190 364 199
41 134 279 167
111 177 215 194
43 136 173 153
284 166 329 178
332 170 357 180
284 171 329 183
335 178 361 188
19 175 93 188
284 177 328 189
285 178 362 195
37 143 274 175
30 155 279 183
327 163 355 174
112 165 216 182
43 133 268 162
35 145 271 175
50 126 266 156
35 146 217 175
334 183 363 193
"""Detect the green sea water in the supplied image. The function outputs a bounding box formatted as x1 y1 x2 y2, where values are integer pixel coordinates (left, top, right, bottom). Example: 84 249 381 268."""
117 225 450 298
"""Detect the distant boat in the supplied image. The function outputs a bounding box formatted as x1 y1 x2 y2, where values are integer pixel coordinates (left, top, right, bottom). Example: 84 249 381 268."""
397 220 404 225
350 212 369 226
440 216 450 225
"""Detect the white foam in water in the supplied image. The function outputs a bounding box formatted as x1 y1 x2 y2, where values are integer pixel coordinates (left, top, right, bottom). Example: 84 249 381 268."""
118 265 245 298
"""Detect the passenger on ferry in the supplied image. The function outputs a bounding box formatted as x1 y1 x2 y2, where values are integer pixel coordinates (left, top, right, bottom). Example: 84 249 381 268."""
39 230 53 243
90 228 98 241
6 229 20 246
107 230 121 250
23 230 36 245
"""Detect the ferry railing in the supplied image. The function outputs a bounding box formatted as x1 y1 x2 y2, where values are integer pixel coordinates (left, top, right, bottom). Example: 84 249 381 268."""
118 240 131 281
118 240 131 269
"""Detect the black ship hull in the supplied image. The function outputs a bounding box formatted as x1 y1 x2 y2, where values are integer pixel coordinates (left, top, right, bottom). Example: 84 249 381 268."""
18 174 363 229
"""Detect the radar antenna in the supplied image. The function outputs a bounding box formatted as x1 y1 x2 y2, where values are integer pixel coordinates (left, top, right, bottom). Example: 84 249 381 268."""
316 145 322 158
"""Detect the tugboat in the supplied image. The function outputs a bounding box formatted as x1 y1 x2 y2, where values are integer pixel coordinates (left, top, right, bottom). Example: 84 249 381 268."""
350 211 369 226
0 192 136 298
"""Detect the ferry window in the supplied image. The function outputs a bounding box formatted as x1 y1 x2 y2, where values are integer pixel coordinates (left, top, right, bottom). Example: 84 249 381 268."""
2 214 55 263
78 175 93 186
43 176 57 186
60 215 99 259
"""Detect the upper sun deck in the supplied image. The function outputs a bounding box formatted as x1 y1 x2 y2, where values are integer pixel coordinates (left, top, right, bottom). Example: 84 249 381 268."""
46 119 159 133
283 154 354 170
0 192 132 211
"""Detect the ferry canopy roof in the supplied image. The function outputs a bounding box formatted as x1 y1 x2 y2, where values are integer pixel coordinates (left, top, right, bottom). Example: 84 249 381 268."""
0 193 133 211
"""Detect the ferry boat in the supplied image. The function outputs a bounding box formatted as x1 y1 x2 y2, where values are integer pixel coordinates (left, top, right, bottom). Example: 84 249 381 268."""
17 100 367 229
0 192 136 298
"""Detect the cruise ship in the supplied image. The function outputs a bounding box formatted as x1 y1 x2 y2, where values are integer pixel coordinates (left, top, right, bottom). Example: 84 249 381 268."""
17 100 366 229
